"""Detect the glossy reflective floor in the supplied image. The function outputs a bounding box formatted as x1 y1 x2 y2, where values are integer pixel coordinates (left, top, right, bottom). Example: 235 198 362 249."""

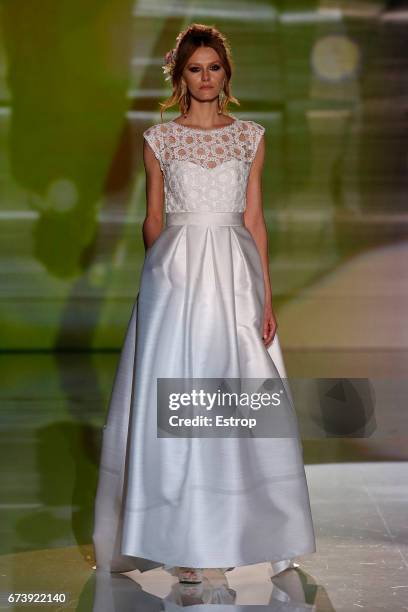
1 326 407 612
0 462 407 610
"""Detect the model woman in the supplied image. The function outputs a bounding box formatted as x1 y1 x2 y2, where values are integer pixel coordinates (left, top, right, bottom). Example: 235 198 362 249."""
92 23 316 584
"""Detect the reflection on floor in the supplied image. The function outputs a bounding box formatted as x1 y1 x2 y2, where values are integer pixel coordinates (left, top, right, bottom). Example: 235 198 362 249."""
0 546 319 610
1 250 407 611
1 461 407 610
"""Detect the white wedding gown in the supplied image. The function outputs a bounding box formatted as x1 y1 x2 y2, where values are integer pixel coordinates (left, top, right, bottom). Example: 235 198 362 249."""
92 117 316 572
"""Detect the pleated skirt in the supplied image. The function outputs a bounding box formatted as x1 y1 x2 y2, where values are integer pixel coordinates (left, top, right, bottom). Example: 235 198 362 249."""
92 211 316 572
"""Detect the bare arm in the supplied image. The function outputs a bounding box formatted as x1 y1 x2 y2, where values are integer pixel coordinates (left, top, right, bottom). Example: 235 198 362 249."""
142 139 164 252
243 134 277 347
243 134 272 304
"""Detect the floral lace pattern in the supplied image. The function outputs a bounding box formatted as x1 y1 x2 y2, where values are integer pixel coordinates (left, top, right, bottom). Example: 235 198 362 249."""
143 118 265 213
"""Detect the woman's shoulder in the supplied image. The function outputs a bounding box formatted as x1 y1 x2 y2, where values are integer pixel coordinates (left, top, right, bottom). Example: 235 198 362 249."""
142 122 174 164
143 122 172 171
239 119 265 136
238 120 266 162
143 121 173 139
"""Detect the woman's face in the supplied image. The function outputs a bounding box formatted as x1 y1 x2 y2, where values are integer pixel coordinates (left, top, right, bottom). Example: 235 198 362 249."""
182 46 226 101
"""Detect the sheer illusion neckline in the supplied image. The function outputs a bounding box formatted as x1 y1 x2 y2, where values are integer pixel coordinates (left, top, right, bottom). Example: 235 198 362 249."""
169 118 239 133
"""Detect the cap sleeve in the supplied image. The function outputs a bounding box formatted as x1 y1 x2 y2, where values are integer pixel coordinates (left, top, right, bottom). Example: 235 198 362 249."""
143 124 164 172
248 121 265 165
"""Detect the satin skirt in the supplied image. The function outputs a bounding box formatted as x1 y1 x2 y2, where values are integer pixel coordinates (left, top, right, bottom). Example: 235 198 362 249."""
92 211 316 572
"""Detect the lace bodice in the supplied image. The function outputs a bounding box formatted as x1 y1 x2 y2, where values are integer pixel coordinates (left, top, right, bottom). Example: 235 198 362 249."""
143 118 265 213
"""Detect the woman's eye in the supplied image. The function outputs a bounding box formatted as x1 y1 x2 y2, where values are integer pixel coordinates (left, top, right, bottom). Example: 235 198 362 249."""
189 65 221 72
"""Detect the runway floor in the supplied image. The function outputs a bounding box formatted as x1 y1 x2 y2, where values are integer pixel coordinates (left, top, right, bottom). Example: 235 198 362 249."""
0 461 407 610
0 346 407 610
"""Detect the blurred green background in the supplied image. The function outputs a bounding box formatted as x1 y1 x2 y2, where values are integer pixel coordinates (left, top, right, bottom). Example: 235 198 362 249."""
1 0 407 350
1 0 408 557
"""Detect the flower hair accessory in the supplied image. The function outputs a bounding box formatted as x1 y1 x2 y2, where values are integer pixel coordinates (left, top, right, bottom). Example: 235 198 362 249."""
162 47 177 82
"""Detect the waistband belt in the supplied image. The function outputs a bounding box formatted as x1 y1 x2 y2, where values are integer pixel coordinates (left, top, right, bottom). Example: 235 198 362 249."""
166 212 244 227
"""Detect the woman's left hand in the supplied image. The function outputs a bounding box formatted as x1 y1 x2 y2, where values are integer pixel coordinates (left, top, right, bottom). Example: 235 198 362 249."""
262 299 277 348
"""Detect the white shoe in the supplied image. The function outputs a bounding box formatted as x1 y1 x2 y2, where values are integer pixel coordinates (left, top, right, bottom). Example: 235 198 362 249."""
271 559 300 576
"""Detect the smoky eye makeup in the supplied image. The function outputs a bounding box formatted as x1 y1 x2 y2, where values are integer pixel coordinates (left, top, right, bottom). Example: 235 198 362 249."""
188 64 222 72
